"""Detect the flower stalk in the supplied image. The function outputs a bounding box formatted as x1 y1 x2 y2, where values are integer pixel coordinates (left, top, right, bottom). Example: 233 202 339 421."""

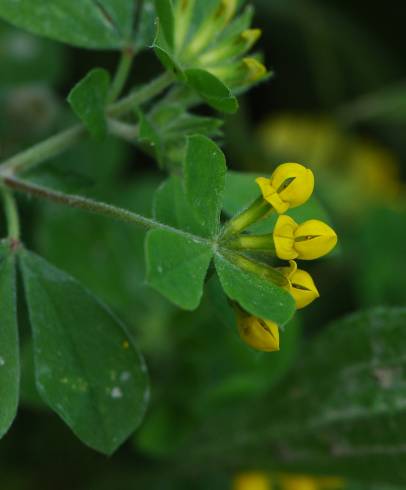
227 233 276 254
221 196 272 239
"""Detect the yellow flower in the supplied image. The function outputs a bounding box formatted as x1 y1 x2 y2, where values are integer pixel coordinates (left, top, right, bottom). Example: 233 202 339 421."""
233 472 271 490
237 311 280 352
256 163 314 214
279 475 319 490
273 215 337 260
279 261 319 309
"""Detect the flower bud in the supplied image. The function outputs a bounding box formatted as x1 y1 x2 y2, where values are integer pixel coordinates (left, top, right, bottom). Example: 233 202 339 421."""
293 219 337 260
273 215 337 260
256 163 314 214
279 261 319 309
165 0 268 92
236 310 280 352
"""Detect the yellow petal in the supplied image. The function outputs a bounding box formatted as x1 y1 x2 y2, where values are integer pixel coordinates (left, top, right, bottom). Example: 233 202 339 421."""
237 314 280 352
273 215 299 260
270 163 314 209
289 268 320 309
255 177 289 213
278 262 319 309
294 219 338 260
256 176 276 199
278 259 297 280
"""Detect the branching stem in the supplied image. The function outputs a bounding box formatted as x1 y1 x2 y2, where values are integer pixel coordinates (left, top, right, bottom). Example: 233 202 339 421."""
0 72 174 176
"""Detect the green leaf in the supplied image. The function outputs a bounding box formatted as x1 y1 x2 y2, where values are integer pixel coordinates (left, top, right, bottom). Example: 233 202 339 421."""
19 250 148 454
139 105 223 168
153 0 175 49
67 68 110 140
214 254 295 326
134 0 156 50
185 69 238 113
153 44 184 77
154 175 208 237
138 109 165 166
0 0 135 49
0 244 19 438
145 229 213 310
184 135 226 237
187 308 406 484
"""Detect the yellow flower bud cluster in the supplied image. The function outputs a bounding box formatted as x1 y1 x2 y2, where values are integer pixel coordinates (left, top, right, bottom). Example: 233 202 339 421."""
171 0 268 89
227 163 337 353
255 163 337 310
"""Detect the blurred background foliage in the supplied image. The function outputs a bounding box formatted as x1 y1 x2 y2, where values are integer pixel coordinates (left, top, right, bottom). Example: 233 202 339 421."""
1 0 406 488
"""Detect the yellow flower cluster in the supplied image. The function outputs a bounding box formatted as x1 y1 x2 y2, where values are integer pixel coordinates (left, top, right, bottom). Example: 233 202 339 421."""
233 471 344 490
255 163 337 310
230 163 337 353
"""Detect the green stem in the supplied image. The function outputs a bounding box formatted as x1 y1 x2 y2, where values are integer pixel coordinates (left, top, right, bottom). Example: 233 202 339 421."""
227 233 276 254
1 188 20 240
221 197 272 240
0 125 85 176
107 119 139 143
2 176 212 246
0 73 174 176
109 71 174 117
108 48 135 103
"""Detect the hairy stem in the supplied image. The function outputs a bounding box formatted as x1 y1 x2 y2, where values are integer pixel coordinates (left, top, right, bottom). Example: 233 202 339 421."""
108 119 139 143
1 188 20 240
2 176 212 246
0 125 85 176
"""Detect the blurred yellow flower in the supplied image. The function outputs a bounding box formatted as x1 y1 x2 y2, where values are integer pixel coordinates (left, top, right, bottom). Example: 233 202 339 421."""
279 261 319 309
350 142 402 202
273 215 337 260
278 474 344 490
233 472 271 490
236 311 280 352
256 163 314 214
279 475 319 490
258 115 341 166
